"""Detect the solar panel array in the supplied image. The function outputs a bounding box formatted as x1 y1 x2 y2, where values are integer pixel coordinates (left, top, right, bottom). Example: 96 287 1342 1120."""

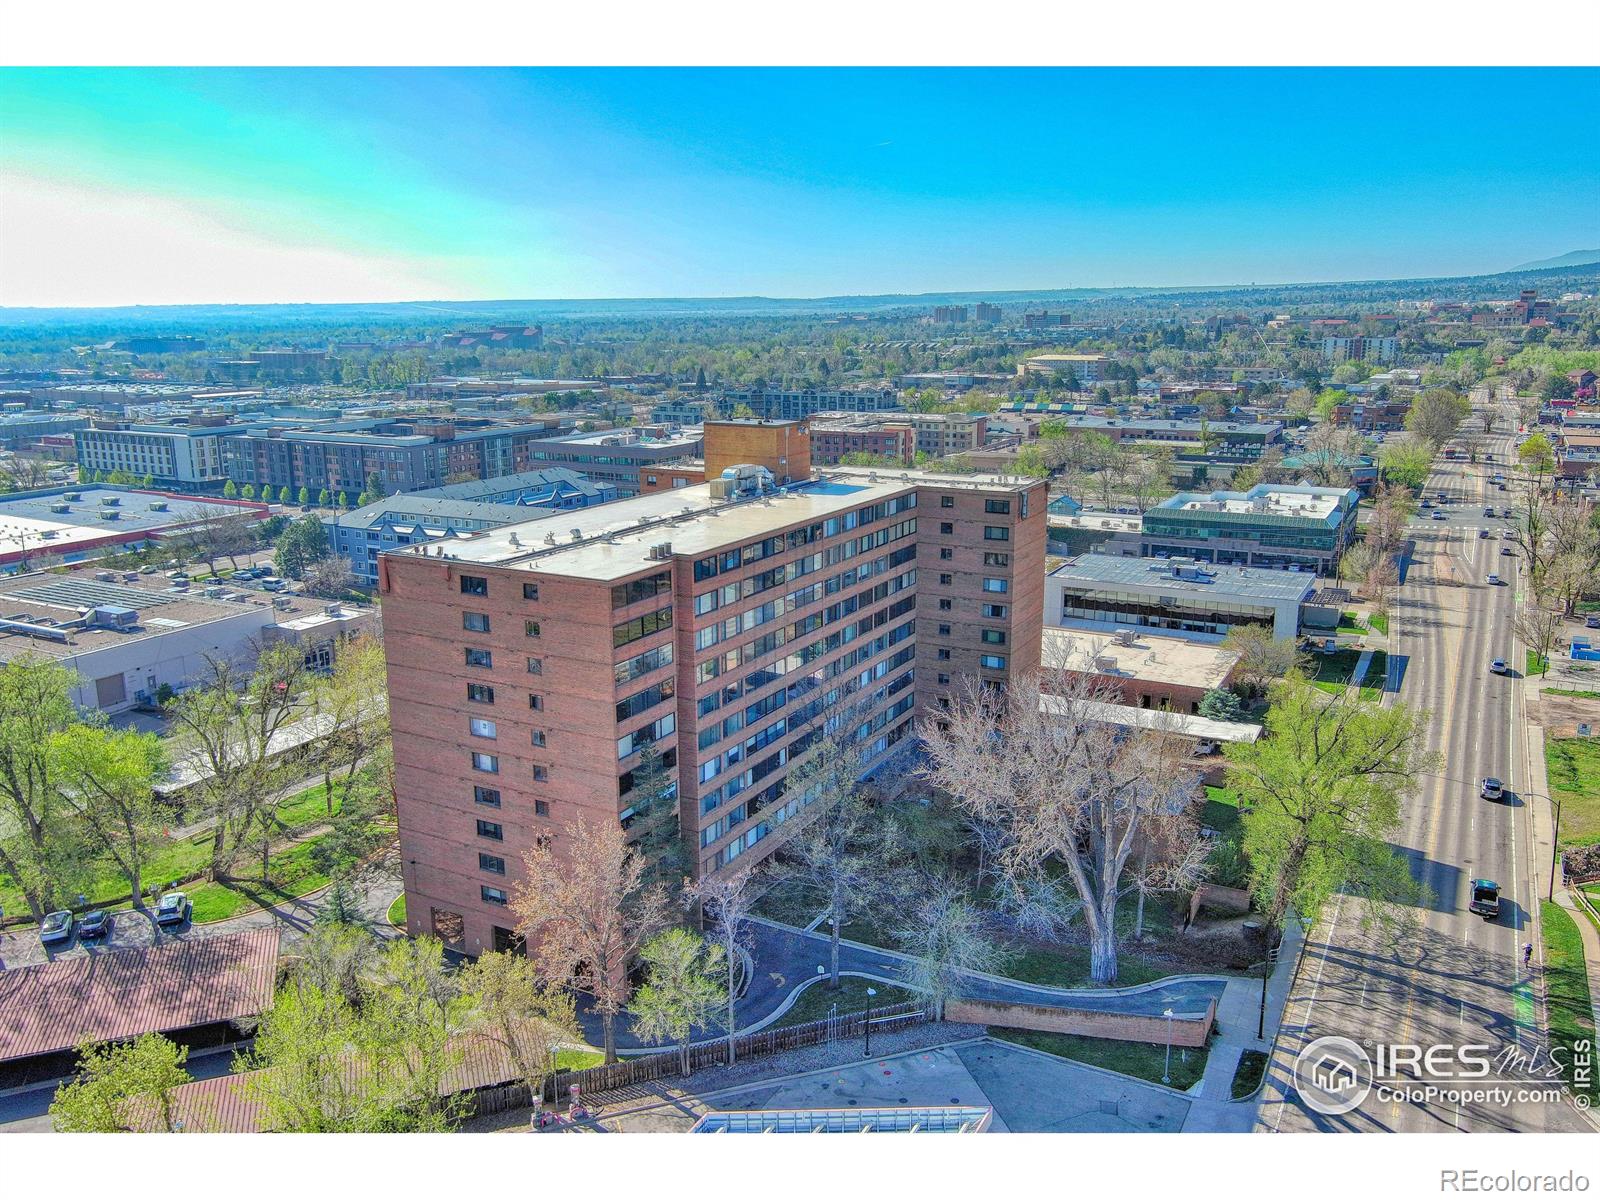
3 579 175 611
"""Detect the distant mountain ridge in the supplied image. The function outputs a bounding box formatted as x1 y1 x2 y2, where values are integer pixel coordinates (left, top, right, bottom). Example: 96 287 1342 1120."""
1509 249 1600 272
3 260 1598 330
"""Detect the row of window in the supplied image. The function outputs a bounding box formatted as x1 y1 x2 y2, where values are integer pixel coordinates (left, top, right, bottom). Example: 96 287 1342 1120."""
612 604 673 650
611 570 671 609
464 648 544 672
693 533 917 617
691 495 918 583
474 785 550 816
470 752 549 781
694 566 915 653
461 611 543 640
460 575 542 601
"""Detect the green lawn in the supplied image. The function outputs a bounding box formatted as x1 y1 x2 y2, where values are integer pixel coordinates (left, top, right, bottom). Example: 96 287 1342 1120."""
1358 650 1389 702
992 1027 1209 1091
774 977 916 1028
1544 688 1600 701
388 893 407 927
1202 787 1249 890
1528 650 1551 676
1546 737 1600 848
1310 648 1364 695
555 1049 605 1071
188 835 337 924
1336 612 1367 635
1231 1049 1269 1099
1367 612 1390 636
1539 900 1598 1105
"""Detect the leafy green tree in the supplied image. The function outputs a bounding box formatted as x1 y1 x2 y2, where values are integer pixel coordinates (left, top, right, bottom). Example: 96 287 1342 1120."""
1378 435 1433 490
0 657 88 918
1224 674 1436 934
50 1034 193 1132
628 928 727 1074
337 491 350 507
297 486 310 507
730 403 757 419
51 724 170 906
1517 431 1556 478
624 739 686 900
241 483 256 501
277 485 292 505
1404 387 1472 447
222 480 239 499
318 488 332 507
459 951 580 1106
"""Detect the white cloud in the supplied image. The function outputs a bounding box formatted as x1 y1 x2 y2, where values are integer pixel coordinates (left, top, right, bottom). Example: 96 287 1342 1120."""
0 171 469 307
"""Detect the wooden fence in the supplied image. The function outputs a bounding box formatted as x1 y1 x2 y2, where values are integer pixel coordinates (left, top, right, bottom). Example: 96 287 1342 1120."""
467 1000 931 1119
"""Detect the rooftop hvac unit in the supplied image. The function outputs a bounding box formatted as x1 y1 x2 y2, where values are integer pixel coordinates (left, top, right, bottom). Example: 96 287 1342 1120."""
1093 655 1119 671
99 509 122 520
569 528 583 541
1113 629 1138 646
272 596 294 610
648 542 673 560
94 570 116 582
40 530 58 540
50 503 70 514
63 491 81 501
90 606 138 629
101 496 120 506
148 500 168 511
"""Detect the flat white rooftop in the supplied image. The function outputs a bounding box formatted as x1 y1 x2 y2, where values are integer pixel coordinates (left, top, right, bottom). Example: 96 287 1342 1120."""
1042 627 1240 692
1175 492 1339 519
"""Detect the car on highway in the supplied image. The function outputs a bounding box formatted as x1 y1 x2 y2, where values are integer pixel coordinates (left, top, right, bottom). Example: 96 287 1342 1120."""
1501 546 1514 556
39 910 73 945
1484 507 1495 517
1420 499 1433 509
1487 573 1503 585
1498 483 1508 491
1432 510 1446 520
1491 658 1507 673
1481 777 1505 801
155 890 192 927
1469 879 1501 919
1436 492 1448 502
77 909 112 939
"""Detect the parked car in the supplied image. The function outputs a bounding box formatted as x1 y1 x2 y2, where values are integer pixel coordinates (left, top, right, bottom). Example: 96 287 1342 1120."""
1586 615 1600 629
77 909 112 939
1481 777 1505 801
1491 658 1507 674
39 910 73 945
155 891 192 927
1469 879 1501 919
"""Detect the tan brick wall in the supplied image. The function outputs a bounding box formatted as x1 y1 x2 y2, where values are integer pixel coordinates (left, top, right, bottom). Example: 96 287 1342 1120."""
945 996 1215 1048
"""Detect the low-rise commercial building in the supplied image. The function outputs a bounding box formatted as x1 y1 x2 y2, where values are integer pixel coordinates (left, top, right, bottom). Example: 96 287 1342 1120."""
1045 553 1315 643
1119 483 1359 573
0 486 269 573
1040 626 1240 713
0 412 89 450
522 428 703 496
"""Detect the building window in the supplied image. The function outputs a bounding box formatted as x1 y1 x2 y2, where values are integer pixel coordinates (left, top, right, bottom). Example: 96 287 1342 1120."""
476 819 504 840
646 474 657 486
982 603 1007 619
474 786 501 807
940 522 954 535
529 693 544 711
938 598 952 611
479 853 506 875
523 583 540 601
527 657 543 674
982 578 1009 593
981 629 1007 645
463 611 490 633
938 624 952 636
526 620 541 638
940 495 954 508
980 654 1007 670
939 548 953 561
465 648 493 668
983 552 1010 566
985 498 1012 514
481 886 509 906
531 729 546 747
467 683 495 704
532 765 549 782
535 799 550 816
937 648 951 661
939 573 953 585
469 717 498 739
937 672 951 685
460 575 488 596
983 526 1010 541
471 752 499 774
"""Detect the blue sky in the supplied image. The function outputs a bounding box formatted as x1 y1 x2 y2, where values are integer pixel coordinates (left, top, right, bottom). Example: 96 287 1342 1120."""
2 67 1597 306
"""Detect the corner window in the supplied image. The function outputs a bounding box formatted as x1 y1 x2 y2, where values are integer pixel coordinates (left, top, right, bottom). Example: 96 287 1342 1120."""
460 575 487 596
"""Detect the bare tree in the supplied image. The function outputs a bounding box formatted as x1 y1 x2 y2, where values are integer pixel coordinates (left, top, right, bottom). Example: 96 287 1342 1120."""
770 724 891 989
1514 606 1563 677
1296 423 1367 487
1222 625 1306 699
891 883 1003 1019
687 865 761 1065
316 633 389 815
302 555 355 599
512 816 669 1063
919 672 1202 984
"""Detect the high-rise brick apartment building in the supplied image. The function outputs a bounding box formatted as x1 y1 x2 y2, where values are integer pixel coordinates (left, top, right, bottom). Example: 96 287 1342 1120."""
380 457 1044 957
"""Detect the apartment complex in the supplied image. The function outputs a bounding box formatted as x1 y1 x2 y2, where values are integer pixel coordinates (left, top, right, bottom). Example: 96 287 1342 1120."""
1321 336 1399 364
76 417 258 485
1017 354 1109 384
380 464 1044 957
522 428 704 495
721 386 902 421
219 415 637 498
809 415 915 465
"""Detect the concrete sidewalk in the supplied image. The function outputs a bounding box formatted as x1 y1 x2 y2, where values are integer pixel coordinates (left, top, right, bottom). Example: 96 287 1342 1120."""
1181 915 1304 1132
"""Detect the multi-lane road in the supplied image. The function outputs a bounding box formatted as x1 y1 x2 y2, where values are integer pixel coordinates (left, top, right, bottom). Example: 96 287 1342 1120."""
1260 402 1594 1133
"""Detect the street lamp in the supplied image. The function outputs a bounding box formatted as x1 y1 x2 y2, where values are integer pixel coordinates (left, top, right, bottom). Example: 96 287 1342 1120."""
863 986 878 1059
1162 1008 1175 1085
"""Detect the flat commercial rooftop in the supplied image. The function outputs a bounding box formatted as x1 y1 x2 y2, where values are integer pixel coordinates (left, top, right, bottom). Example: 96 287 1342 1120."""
1049 553 1319 603
1042 626 1240 692
1040 694 1263 744
0 488 264 561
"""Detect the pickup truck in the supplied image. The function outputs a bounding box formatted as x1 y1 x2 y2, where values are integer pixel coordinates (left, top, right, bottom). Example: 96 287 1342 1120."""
1469 879 1501 919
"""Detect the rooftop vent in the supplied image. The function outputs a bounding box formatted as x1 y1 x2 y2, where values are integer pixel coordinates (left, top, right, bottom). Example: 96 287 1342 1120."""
569 528 583 542
508 532 521 547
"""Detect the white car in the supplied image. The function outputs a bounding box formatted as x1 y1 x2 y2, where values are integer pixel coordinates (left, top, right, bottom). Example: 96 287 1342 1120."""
1490 658 1507 674
1487 574 1501 586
